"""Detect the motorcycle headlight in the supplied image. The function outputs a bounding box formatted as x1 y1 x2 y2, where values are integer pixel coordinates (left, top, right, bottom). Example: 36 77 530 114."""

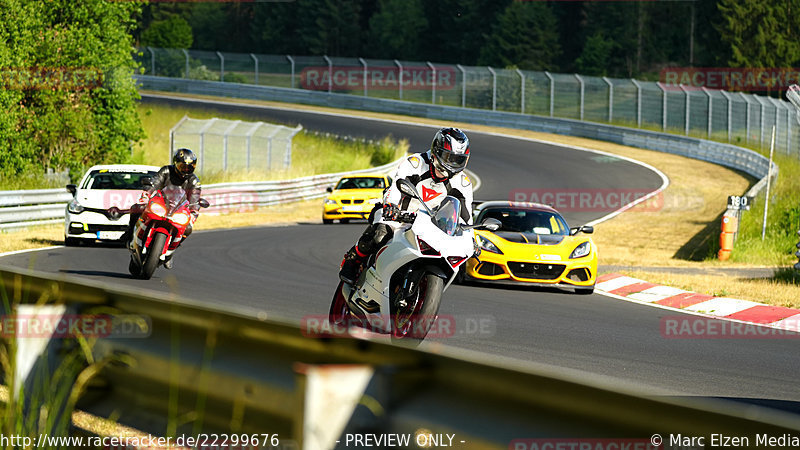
67 199 84 214
477 234 503 255
324 198 337 205
570 241 591 259
148 202 167 217
171 212 191 225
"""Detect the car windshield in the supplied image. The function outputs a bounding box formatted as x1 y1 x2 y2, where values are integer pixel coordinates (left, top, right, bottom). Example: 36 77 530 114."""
335 177 385 190
433 196 460 237
477 207 569 236
81 170 158 190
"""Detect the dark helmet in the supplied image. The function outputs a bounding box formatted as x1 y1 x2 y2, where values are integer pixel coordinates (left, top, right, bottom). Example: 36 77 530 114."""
172 148 197 178
430 127 470 179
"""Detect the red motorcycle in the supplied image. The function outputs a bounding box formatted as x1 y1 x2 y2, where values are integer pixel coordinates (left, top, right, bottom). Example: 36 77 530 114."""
112 184 208 279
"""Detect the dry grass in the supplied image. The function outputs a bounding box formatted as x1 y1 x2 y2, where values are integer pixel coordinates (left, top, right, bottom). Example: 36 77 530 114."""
618 270 800 309
0 225 63 253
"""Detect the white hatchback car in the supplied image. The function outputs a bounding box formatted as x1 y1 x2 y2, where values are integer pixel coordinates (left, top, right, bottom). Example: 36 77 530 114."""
64 164 160 245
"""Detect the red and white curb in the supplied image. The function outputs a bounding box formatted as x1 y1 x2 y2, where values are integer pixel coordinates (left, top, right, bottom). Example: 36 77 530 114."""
596 273 800 332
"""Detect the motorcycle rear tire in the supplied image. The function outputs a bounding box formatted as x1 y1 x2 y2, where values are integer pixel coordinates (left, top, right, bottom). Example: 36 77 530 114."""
391 273 443 344
141 233 166 280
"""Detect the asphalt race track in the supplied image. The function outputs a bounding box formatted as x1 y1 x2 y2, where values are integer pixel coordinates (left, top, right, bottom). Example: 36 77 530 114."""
3 94 799 413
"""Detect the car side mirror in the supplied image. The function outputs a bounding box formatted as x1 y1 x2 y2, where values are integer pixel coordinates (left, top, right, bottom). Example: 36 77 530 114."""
66 184 77 196
140 176 153 188
570 225 594 235
326 186 333 193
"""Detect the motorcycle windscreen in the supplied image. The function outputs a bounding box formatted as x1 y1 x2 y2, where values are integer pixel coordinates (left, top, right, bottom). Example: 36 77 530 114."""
162 185 188 214
433 196 460 236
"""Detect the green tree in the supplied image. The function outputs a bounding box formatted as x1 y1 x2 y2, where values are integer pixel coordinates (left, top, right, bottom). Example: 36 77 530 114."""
0 0 144 179
297 0 363 56
717 0 800 68
575 32 614 76
140 15 193 49
366 0 427 60
478 1 560 71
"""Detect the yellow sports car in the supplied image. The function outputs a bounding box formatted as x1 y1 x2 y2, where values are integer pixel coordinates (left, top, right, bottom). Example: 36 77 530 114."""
464 201 597 294
322 174 390 224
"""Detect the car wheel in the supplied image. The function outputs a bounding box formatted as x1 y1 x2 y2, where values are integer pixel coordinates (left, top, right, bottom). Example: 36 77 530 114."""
322 218 333 224
64 236 81 247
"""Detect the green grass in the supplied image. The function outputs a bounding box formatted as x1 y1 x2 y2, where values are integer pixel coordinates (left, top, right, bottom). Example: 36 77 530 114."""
728 154 800 266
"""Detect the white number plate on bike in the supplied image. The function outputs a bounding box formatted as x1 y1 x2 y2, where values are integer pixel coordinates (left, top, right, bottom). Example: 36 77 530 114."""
96 231 124 240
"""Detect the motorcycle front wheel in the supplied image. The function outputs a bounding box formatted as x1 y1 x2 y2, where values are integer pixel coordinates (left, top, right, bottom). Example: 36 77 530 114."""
391 273 443 344
329 281 349 326
141 232 167 280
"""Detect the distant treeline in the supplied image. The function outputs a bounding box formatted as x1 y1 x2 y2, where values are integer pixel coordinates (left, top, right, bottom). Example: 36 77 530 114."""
135 0 800 81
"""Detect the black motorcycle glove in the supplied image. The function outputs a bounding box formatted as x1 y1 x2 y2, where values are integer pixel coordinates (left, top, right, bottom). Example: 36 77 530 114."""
382 203 401 221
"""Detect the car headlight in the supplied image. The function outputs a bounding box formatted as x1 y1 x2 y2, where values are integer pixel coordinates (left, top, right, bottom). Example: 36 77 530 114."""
170 212 191 225
67 199 84 214
477 234 503 254
570 241 591 259
148 202 167 217
324 198 337 205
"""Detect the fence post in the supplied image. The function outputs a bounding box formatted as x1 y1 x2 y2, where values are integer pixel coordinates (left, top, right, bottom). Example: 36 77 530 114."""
756 95 766 149
702 87 712 139
515 69 525 114
741 93 751 145
245 122 264 169
216 51 225 82
457 64 466 108
602 77 613 122
427 62 437 104
286 125 303 168
680 85 690 136
169 115 189 161
767 97 785 153
657 82 667 131
197 119 217 175
182 49 189 79
487 67 497 111
545 71 554 117
147 47 155 76
266 127 281 171
631 79 642 128
250 53 259 85
221 120 240 171
395 60 403 100
719 90 732 142
358 58 368 97
323 55 332 93
286 55 295 89
575 74 585 121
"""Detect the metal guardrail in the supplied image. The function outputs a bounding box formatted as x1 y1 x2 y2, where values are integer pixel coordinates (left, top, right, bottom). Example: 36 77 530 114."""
3 265 799 449
0 159 400 231
137 76 778 192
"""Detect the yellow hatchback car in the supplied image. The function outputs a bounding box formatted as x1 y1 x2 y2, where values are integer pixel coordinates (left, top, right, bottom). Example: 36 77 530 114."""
464 201 597 294
322 174 390 224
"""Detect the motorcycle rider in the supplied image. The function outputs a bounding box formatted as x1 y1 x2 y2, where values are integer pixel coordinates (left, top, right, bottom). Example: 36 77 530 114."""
339 127 474 285
126 148 202 269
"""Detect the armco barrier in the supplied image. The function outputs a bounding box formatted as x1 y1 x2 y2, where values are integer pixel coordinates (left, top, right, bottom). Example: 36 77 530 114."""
0 158 401 231
3 265 800 449
137 75 779 193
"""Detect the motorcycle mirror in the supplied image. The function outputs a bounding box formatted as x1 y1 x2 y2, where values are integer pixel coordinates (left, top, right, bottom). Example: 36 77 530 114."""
198 198 210 209
66 184 77 196
140 176 153 188
482 218 501 231
108 207 122 221
396 178 420 199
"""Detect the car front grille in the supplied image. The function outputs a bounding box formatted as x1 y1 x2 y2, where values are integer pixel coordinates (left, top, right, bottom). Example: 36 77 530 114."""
507 262 566 280
69 222 128 233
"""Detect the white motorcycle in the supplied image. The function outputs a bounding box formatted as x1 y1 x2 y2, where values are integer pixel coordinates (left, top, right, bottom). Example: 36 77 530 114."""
329 179 500 342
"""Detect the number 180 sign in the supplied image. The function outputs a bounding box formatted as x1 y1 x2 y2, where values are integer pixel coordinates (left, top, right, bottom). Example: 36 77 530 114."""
727 195 753 211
